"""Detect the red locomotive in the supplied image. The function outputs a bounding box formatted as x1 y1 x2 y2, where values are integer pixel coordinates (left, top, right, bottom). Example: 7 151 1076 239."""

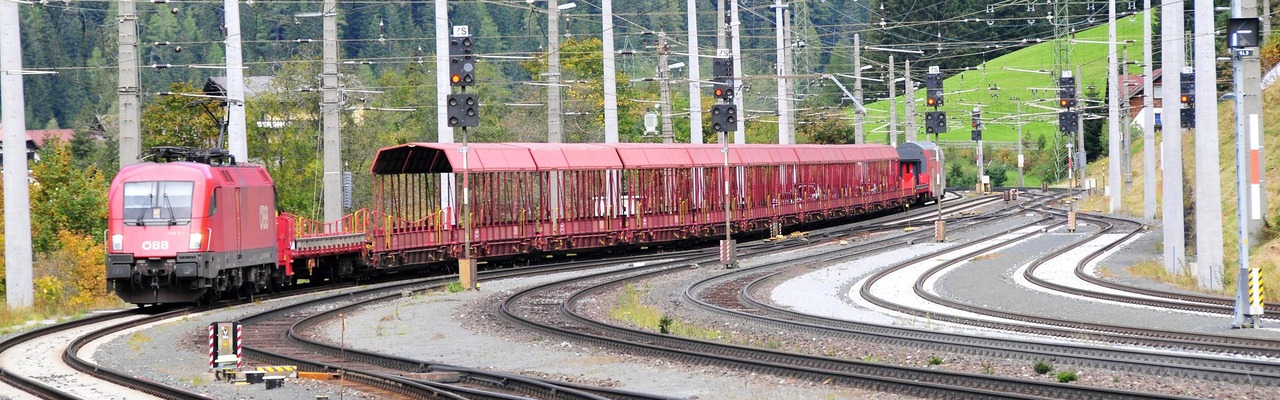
107 143 943 305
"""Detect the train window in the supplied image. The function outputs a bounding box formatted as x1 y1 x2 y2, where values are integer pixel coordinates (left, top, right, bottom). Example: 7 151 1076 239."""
209 187 219 216
123 181 195 225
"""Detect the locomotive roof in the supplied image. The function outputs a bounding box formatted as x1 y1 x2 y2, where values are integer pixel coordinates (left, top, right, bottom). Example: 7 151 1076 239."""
371 142 900 174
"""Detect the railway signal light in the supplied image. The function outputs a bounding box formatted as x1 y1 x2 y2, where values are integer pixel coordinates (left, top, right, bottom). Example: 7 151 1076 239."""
710 104 737 132
924 111 947 134
712 77 734 99
925 72 943 107
970 108 982 129
1059 111 1079 134
712 57 734 100
448 36 475 87
447 93 480 127
1058 75 1076 108
712 56 733 78
1180 71 1195 105
971 129 982 142
1180 108 1195 128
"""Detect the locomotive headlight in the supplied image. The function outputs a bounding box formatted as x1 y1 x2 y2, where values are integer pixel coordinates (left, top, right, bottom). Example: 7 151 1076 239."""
112 234 123 251
189 233 203 250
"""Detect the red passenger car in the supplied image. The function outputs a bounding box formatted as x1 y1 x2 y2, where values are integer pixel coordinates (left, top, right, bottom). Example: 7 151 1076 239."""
106 148 283 304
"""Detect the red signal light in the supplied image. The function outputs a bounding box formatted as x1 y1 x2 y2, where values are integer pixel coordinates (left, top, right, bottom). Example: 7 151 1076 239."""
715 88 724 97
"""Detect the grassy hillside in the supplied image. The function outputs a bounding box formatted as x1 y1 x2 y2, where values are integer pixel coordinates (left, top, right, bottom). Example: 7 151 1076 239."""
1080 82 1280 301
862 12 1148 143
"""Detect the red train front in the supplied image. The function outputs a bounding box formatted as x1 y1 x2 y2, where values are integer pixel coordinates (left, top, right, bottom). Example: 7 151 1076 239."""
106 148 283 304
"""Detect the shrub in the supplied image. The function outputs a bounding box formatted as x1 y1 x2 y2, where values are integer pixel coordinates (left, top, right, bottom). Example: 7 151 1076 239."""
658 315 673 334
445 282 465 293
927 355 943 366
1056 370 1078 383
1034 360 1053 375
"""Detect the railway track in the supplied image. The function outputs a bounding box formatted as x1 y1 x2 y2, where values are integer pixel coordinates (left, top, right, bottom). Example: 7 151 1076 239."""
495 190 1217 398
684 202 1280 385
0 190 982 399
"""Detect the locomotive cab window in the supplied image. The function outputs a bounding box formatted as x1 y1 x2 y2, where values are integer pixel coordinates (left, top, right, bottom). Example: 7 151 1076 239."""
123 181 195 225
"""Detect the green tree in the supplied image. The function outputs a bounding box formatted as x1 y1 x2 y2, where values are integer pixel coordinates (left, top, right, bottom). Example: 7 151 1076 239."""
799 117 857 144
141 82 224 150
29 143 109 253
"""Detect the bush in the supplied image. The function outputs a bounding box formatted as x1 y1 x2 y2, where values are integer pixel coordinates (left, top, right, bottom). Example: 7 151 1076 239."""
1056 370 1078 383
658 315 673 334
1034 360 1053 375
927 355 943 365
445 282 465 293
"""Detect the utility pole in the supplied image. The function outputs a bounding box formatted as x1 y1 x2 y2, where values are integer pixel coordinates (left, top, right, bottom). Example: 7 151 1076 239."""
1017 101 1025 186
603 0 619 143
435 0 455 220
1122 48 1133 185
687 0 702 144
1075 66 1086 194
1194 0 1225 291
773 0 790 144
224 0 247 162
854 33 864 144
322 0 343 226
730 0 745 143
888 54 897 146
1107 0 1122 213
782 7 796 144
657 32 674 144
904 59 916 143
118 0 141 167
1229 0 1266 327
2 0 34 308
716 0 727 50
548 0 563 143
1142 0 1156 220
1161 0 1187 274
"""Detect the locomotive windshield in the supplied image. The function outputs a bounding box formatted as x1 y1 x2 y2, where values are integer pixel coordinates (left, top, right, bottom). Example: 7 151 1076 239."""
123 181 195 225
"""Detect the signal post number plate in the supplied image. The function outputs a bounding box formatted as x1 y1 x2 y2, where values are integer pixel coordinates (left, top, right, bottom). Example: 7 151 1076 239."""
453 26 470 37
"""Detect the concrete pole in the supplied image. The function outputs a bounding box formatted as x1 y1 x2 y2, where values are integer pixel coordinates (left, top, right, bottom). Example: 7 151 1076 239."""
1143 0 1156 220
1193 0 1225 290
774 0 789 145
1263 0 1272 40
888 54 897 147
1075 66 1086 192
782 8 795 144
904 59 916 143
1 1 34 308
716 0 727 50
687 0 703 144
1122 48 1133 184
224 0 247 161
658 32 674 144
1018 101 1025 186
322 0 343 225
436 0 456 219
548 0 563 143
603 0 619 143
118 0 141 167
1161 0 1187 274
730 0 745 143
1107 0 1122 213
854 33 864 144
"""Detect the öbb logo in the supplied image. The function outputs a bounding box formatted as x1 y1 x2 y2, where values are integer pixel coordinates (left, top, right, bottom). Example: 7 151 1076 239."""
141 241 170 250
